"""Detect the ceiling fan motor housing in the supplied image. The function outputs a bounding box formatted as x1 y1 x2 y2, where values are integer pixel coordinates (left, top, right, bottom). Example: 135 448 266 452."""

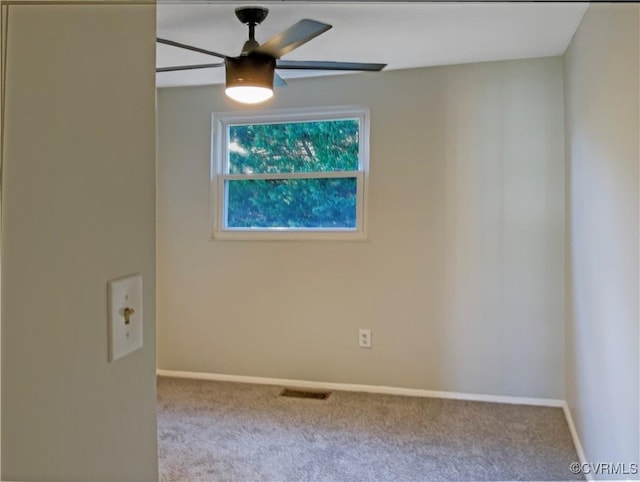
235 7 269 26
225 54 276 89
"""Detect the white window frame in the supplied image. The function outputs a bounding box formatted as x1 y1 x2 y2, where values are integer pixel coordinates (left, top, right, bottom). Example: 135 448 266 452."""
211 106 370 241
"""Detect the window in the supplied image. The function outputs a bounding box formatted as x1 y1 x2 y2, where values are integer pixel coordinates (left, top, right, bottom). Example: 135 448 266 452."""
211 106 369 240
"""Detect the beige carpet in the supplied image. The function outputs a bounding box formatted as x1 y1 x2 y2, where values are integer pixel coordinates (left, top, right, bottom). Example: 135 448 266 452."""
157 376 582 481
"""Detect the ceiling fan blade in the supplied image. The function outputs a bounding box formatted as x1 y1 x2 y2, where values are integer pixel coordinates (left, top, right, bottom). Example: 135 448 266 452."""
156 63 224 73
256 19 332 58
157 38 227 60
274 73 287 87
276 60 386 72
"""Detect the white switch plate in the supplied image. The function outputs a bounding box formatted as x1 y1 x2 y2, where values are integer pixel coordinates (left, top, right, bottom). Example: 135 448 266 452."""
108 273 143 362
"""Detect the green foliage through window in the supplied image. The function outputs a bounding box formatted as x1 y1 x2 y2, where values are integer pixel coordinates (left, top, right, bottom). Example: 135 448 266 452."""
227 178 357 229
215 109 368 235
228 120 359 174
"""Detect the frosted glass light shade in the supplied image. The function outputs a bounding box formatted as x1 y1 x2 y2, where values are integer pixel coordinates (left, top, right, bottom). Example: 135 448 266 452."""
225 86 273 104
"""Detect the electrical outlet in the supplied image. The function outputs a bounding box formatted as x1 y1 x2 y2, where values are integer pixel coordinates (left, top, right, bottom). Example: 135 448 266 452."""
359 329 372 348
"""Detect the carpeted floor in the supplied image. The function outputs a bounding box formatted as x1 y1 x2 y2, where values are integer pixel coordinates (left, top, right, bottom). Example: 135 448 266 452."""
157 376 583 481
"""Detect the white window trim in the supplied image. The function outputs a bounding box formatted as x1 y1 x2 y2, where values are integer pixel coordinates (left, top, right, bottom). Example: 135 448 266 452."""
210 105 370 241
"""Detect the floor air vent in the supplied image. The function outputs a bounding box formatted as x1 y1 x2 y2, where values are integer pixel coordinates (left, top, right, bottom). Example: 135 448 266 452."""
279 388 331 400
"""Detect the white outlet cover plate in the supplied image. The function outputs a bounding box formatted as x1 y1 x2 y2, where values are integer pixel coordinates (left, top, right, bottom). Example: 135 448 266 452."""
359 328 372 348
108 273 143 362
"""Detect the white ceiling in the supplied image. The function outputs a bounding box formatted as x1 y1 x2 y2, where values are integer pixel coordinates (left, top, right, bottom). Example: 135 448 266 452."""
156 2 588 88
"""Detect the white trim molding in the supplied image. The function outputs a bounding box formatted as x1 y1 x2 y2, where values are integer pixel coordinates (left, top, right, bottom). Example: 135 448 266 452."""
562 402 592 481
157 369 565 408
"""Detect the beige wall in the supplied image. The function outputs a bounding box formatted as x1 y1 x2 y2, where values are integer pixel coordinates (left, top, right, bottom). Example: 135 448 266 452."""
158 57 565 399
1 5 158 481
0 4 4 476
564 4 640 474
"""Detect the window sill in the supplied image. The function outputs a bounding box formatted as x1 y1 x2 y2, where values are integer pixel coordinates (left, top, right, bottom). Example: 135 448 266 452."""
210 230 370 242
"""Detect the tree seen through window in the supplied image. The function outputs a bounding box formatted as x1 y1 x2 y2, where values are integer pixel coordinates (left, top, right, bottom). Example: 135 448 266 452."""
225 119 360 229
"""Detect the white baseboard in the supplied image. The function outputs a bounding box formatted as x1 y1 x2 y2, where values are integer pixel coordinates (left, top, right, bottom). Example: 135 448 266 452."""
562 402 592 480
156 369 564 408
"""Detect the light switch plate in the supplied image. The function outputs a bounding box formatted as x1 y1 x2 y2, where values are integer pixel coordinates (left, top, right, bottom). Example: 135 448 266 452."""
108 273 143 362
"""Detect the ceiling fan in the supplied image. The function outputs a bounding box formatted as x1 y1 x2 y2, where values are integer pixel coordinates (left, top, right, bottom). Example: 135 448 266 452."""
156 6 387 104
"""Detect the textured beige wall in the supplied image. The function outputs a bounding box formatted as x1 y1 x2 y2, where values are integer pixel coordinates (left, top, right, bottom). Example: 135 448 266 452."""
157 57 565 399
564 4 640 474
1 5 158 481
0 3 4 476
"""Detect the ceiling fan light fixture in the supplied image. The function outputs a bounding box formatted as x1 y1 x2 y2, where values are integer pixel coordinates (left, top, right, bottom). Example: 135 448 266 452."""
157 8 387 97
225 55 275 104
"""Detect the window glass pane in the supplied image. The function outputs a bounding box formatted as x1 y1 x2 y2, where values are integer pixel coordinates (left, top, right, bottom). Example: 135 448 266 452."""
228 119 359 174
226 178 357 229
